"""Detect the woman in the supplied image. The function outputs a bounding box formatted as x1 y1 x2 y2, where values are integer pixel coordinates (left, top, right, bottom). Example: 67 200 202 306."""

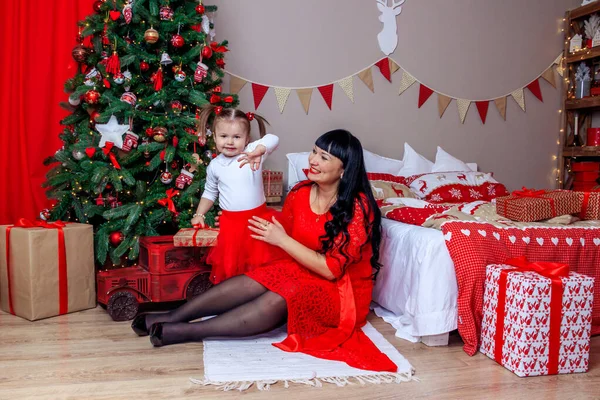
132 129 397 372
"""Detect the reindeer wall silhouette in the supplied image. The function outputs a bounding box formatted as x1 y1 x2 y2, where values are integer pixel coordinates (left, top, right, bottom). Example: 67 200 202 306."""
376 0 406 56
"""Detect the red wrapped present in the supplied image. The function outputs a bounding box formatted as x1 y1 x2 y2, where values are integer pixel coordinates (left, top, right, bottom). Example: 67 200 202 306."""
173 228 219 247
495 188 581 222
263 170 283 197
575 192 600 220
0 220 96 321
480 257 594 377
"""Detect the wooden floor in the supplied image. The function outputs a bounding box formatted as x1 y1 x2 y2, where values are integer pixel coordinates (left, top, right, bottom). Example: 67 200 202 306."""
1 307 599 399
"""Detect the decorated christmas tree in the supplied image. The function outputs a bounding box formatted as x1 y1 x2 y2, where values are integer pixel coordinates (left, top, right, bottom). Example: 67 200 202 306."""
43 0 237 267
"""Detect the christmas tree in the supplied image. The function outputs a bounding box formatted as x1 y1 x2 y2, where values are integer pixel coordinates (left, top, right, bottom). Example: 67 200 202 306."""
42 0 237 267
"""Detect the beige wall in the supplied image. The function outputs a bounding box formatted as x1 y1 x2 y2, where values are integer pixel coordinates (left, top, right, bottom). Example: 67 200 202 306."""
212 0 581 191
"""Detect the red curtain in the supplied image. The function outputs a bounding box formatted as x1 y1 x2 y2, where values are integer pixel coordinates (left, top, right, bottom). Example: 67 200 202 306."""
0 0 96 225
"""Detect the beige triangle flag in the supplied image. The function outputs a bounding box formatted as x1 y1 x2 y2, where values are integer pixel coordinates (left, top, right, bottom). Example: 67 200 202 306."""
389 59 400 75
398 70 416 95
273 87 291 114
296 88 313 114
456 99 471 124
357 68 374 93
541 67 556 88
553 54 562 65
337 77 354 103
229 75 247 94
494 97 507 120
511 88 525 111
437 94 452 118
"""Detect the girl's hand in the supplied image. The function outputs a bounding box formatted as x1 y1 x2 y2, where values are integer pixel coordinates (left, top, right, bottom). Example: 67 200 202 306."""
191 215 206 228
238 147 266 171
214 211 222 227
248 216 287 247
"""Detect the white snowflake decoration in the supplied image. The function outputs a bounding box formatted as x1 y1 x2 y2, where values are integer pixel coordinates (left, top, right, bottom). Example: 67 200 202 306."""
430 193 443 202
449 188 462 199
469 188 483 199
487 185 497 196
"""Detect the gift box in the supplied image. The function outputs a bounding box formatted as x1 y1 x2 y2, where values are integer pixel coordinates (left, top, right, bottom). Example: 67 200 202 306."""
173 228 219 247
0 220 96 321
575 191 600 220
496 188 581 222
480 259 594 377
263 170 283 197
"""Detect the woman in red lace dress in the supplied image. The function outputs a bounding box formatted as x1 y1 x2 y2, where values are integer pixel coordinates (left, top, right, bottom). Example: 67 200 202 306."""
132 129 397 372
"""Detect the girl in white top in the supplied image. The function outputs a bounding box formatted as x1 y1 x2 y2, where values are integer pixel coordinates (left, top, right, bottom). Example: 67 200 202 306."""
191 105 287 284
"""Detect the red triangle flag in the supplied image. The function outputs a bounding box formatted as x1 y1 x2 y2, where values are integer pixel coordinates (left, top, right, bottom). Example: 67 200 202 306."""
475 101 489 124
318 84 334 110
375 58 392 82
418 85 434 108
526 79 543 102
251 83 269 109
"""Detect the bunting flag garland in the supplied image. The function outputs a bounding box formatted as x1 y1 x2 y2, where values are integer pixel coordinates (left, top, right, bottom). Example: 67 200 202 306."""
357 68 375 93
318 84 334 110
437 94 452 118
494 97 507 120
418 84 434 108
511 88 526 111
338 76 354 103
274 87 291 113
296 88 312 114
475 101 490 124
375 58 392 82
251 83 269 110
225 53 561 122
457 99 471 124
526 79 543 102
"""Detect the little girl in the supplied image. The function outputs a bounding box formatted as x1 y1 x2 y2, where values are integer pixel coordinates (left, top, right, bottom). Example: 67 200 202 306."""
191 105 286 284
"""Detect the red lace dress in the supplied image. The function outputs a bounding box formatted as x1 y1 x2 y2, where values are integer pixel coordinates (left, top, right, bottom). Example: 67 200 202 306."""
246 183 398 372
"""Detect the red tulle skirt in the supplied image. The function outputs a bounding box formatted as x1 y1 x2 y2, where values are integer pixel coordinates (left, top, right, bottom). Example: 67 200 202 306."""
207 204 288 284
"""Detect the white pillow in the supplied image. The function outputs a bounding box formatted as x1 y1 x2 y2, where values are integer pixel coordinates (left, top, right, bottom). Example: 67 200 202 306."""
363 149 403 175
398 143 433 176
286 150 404 190
432 146 474 172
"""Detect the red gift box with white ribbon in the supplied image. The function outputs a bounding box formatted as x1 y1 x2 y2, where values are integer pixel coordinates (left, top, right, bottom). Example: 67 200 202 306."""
480 259 594 377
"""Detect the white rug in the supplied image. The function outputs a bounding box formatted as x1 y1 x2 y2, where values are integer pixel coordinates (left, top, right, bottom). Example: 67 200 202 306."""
190 322 415 391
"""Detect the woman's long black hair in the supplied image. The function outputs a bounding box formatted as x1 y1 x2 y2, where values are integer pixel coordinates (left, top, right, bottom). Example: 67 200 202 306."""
298 129 382 279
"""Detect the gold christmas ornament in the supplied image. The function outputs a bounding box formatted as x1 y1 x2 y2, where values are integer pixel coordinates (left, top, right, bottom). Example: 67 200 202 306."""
144 27 159 44
153 126 167 142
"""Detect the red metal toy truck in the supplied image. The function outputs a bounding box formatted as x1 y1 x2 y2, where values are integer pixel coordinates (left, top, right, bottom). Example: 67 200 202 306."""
97 236 214 321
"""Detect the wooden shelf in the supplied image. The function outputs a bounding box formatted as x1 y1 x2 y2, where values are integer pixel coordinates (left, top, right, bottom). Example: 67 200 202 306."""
565 96 600 110
566 47 600 63
562 146 600 157
570 1 600 19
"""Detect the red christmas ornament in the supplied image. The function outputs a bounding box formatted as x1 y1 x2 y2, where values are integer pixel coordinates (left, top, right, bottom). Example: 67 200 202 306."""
170 100 183 114
39 209 51 221
109 10 121 21
93 0 104 13
84 90 101 104
195 4 205 14
90 110 101 123
109 231 124 246
145 127 154 137
170 34 185 48
201 45 213 59
140 61 150 72
216 59 225 68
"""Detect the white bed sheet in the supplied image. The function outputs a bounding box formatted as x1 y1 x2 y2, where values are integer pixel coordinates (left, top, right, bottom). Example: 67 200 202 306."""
372 218 458 343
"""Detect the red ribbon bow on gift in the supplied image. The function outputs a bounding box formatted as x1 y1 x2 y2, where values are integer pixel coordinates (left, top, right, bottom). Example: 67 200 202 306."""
158 188 179 213
102 142 121 169
5 219 69 316
494 256 570 375
512 187 545 198
210 42 229 53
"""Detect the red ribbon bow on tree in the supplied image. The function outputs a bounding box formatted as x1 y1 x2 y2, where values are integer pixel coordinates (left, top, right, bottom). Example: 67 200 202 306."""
494 256 570 375
210 42 228 53
158 188 179 213
102 142 121 169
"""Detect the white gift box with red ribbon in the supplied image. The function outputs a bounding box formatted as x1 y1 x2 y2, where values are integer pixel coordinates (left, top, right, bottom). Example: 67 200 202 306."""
480 263 594 377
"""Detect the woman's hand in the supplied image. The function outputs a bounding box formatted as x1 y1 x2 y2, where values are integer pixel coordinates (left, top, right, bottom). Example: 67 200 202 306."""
248 216 288 247
191 215 206 228
238 146 266 171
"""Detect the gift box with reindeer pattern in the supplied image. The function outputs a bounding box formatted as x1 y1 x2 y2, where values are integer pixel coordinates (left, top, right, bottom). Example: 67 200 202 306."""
480 264 594 377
